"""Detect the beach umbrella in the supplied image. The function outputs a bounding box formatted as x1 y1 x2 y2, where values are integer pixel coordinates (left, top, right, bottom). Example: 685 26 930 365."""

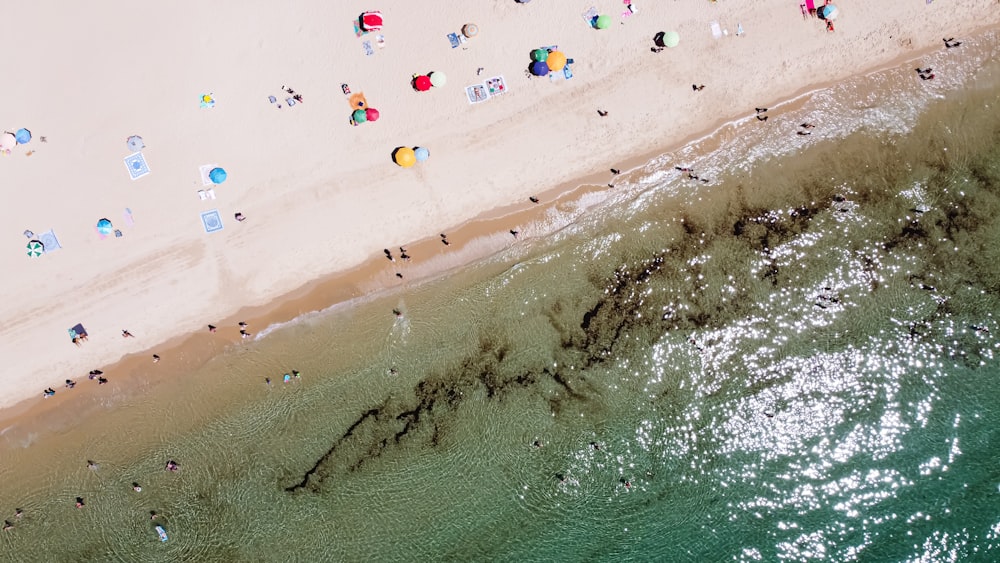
429 71 447 88
595 14 611 29
0 132 15 151
365 108 380 122
414 147 430 162
546 51 567 72
26 240 44 257
818 4 839 20
413 75 432 92
352 108 368 124
662 31 680 48
530 61 549 76
15 128 31 144
532 48 548 62
209 167 227 184
97 218 113 235
394 147 416 168
126 135 144 152
462 23 479 38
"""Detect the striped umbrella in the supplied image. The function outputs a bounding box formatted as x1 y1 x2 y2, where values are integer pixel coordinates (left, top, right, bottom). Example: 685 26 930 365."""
27 240 44 257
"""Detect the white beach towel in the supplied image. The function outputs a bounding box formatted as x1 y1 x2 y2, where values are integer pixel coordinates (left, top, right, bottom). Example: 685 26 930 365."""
710 21 723 40
199 164 218 186
581 7 598 25
206 188 216 200
198 190 208 200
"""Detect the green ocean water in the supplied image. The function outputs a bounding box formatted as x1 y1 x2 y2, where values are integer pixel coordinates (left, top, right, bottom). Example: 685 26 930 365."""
3 43 1000 562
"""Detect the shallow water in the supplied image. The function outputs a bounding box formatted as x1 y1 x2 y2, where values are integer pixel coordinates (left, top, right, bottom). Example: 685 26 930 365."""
2 38 1000 562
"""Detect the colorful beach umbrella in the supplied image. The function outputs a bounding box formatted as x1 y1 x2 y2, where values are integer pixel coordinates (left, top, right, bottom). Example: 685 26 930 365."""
818 4 839 20
0 132 15 152
530 61 549 76
662 31 680 48
209 167 227 184
352 108 368 124
532 48 548 62
413 75 432 92
394 147 416 168
429 71 447 88
26 240 44 257
126 135 144 152
15 128 31 144
365 108 380 122
414 147 430 162
595 14 611 29
97 218 113 235
546 51 567 72
462 23 479 38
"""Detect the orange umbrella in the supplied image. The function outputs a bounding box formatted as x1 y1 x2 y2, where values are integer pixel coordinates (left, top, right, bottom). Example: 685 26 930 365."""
546 51 567 72
394 147 416 168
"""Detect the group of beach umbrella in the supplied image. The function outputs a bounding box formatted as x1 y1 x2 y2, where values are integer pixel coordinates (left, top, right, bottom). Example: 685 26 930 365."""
351 107 381 125
529 48 569 77
412 72 446 92
392 146 430 168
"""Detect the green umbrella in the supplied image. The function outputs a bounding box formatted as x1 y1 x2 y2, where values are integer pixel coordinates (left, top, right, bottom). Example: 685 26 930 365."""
662 31 680 48
531 48 548 62
352 108 367 124
595 14 611 29
27 240 43 257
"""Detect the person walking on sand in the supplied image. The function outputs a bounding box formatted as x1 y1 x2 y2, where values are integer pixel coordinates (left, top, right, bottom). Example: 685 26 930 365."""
757 115 768 122
122 330 134 338
597 110 608 117
383 249 395 262
440 234 451 246
152 354 160 363
610 168 620 175
529 196 540 204
510 229 519 238
208 324 217 333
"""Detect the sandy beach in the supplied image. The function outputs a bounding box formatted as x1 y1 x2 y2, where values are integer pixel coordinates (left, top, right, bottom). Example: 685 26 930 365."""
1 0 997 412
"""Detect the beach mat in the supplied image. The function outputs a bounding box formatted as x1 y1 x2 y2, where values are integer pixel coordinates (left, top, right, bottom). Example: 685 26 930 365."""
710 21 723 39
200 209 224 233
38 229 61 253
581 7 597 26
199 164 218 186
486 76 507 97
465 84 488 104
124 152 150 180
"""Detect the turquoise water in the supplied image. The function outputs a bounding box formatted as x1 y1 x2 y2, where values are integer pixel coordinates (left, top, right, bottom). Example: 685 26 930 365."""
3 41 1000 562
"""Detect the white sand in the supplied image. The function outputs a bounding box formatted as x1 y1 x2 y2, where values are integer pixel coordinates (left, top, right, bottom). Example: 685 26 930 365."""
1 0 996 409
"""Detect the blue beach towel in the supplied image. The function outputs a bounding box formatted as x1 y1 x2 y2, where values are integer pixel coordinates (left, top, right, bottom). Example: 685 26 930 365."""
447 33 461 48
200 209 224 233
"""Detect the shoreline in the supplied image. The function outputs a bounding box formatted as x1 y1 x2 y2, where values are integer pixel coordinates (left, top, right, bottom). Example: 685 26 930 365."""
2 24 996 434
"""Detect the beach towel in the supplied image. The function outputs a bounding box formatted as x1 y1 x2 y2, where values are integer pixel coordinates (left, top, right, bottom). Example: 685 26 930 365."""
581 7 598 25
200 209 224 233
710 21 723 40
199 164 218 186
124 152 150 180
362 40 374 56
447 33 461 48
206 188 216 200
564 65 574 80
465 84 489 104
486 76 507 97
805 0 816 12
376 34 385 48
38 229 61 253
124 208 135 226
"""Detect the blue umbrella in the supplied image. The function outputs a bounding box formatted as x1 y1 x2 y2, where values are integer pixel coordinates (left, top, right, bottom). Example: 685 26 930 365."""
15 128 31 144
414 147 430 162
96 218 113 235
530 61 549 76
209 167 227 184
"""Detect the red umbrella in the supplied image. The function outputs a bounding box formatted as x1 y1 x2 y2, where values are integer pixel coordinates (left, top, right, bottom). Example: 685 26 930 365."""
413 75 432 92
365 108 380 122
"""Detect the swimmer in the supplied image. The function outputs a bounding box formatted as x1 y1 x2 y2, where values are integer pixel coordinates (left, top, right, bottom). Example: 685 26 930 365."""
392 308 402 318
292 370 301 380
283 374 291 383
165 460 179 472
150 510 158 520
152 354 160 363
3 520 13 531
87 460 99 471
75 497 85 508
533 440 542 448
132 482 142 492
240 330 251 338
590 442 600 450
14 509 23 519
389 367 398 376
